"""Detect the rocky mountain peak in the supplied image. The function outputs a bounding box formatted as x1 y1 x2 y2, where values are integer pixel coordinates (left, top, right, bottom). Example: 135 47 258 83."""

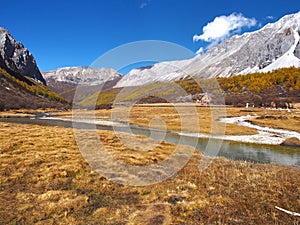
0 27 46 85
43 66 121 86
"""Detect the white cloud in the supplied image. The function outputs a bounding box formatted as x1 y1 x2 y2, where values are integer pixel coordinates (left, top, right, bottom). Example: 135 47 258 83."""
193 13 257 43
266 15 275 20
195 47 204 55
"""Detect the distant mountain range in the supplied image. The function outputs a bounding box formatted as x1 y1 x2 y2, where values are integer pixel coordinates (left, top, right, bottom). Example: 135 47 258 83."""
115 11 300 87
43 67 122 102
43 66 121 86
42 11 300 90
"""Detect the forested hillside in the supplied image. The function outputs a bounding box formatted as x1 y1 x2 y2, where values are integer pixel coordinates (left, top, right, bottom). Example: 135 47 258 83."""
177 67 300 107
0 69 69 110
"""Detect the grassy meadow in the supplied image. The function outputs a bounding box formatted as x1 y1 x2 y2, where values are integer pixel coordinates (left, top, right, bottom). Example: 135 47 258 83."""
61 105 300 135
0 106 299 224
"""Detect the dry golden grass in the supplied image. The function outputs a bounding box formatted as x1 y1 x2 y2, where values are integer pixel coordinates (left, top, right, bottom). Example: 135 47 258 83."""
0 122 299 224
250 114 300 133
113 106 300 135
99 132 178 165
0 108 66 118
67 106 260 135
126 106 259 135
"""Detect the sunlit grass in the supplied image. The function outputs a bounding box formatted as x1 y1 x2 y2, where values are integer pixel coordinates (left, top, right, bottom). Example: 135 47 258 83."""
0 122 299 224
250 114 300 133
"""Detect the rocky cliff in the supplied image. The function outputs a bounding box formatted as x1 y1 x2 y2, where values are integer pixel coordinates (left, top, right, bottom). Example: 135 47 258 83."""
0 27 46 85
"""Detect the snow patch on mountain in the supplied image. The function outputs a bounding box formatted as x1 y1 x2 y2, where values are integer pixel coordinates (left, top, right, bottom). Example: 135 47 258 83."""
240 13 300 74
115 11 300 87
114 58 192 87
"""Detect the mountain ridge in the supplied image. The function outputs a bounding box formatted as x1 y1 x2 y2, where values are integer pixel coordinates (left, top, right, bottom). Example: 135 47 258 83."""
43 66 121 86
43 66 122 102
0 27 46 85
115 11 300 87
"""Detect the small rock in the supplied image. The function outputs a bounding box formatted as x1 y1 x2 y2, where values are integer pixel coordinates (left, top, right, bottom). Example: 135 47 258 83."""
280 137 300 147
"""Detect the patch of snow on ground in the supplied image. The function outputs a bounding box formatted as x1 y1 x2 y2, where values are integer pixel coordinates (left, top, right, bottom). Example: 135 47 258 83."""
217 115 300 145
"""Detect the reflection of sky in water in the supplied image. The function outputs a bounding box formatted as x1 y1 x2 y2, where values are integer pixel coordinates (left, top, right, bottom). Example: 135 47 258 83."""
217 141 300 165
162 133 300 166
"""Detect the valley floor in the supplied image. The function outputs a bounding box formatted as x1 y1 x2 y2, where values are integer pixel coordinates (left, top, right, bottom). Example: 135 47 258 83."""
0 107 300 224
51 104 300 136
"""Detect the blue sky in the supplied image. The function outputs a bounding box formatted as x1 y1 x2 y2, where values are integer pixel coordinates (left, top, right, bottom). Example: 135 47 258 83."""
1 0 299 73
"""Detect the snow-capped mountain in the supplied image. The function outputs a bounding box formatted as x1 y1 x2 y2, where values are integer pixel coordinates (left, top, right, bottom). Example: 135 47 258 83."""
43 66 121 86
115 11 300 87
0 27 46 85
115 59 192 87
43 66 122 102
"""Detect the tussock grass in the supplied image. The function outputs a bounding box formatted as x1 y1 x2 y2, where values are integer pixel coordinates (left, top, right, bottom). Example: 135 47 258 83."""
0 122 299 224
66 106 259 135
126 106 259 135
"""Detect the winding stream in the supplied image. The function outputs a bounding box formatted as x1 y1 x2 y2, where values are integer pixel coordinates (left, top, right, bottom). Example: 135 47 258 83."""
0 115 299 166
218 115 300 145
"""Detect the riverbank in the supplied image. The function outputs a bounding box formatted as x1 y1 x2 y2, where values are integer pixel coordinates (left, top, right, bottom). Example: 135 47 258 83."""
2 106 300 146
0 121 299 224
